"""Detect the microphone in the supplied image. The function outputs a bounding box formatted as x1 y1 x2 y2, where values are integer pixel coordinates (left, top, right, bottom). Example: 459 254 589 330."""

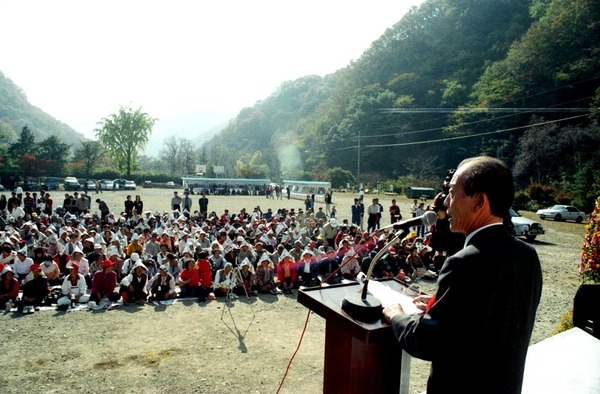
341 211 438 322
379 210 438 234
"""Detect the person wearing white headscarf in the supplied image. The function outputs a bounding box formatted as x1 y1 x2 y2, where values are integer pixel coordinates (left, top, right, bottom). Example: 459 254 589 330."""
213 262 236 298
119 260 148 305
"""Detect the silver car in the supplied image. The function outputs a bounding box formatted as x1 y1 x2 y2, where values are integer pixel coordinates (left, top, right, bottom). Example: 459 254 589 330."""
510 208 545 241
536 205 586 223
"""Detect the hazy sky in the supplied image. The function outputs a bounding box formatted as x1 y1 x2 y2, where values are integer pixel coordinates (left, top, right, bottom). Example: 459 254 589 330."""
0 0 424 154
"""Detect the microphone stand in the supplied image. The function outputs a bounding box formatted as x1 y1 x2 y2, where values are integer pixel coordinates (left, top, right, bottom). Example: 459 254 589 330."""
342 228 406 322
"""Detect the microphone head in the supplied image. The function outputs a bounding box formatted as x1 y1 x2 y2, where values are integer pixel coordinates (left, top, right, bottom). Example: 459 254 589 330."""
422 211 438 227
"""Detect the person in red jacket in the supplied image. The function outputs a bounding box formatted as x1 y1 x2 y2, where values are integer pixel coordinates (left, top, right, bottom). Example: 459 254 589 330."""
195 250 213 302
276 250 297 294
178 259 200 298
0 264 19 313
89 259 119 309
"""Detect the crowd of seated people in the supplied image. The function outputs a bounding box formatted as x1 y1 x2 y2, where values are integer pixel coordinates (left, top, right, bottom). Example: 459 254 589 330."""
0 195 444 315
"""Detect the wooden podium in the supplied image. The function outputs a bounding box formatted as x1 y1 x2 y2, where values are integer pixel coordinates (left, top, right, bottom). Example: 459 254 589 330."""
298 279 411 394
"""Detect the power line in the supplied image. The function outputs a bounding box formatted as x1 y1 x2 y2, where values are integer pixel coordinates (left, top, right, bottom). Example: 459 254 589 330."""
379 107 594 114
363 114 590 149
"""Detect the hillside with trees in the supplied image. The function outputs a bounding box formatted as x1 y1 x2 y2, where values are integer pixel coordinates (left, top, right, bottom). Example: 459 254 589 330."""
0 71 85 146
202 0 600 211
0 0 598 211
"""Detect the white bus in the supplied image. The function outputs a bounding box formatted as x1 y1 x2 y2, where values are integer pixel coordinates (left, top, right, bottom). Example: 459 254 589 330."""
282 180 332 203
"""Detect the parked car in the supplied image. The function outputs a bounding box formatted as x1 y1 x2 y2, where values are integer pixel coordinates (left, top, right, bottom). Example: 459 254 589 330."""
42 176 60 191
509 207 545 241
0 184 5 191
536 205 586 223
84 180 96 190
124 180 136 190
166 181 176 188
64 177 80 191
100 179 114 190
113 178 127 189
143 181 152 188
22 179 41 192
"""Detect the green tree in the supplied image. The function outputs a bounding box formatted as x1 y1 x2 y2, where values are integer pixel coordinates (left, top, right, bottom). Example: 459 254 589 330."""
37 136 71 176
234 151 269 179
73 140 105 178
95 106 156 177
8 126 37 178
328 167 355 189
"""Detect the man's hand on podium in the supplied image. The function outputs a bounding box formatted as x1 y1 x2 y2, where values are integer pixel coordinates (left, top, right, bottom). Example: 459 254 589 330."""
383 294 434 323
413 294 433 312
382 304 405 323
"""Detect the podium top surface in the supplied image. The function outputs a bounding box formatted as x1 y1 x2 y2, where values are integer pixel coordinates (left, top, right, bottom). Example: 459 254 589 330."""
298 278 410 343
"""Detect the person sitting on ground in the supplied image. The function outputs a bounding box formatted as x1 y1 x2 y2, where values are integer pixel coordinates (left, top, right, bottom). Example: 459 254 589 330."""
213 262 236 299
276 250 297 294
41 257 61 286
209 248 225 278
297 249 320 287
119 260 148 305
57 262 89 310
195 250 213 302
69 246 91 287
0 264 19 313
255 254 280 295
164 253 181 282
13 247 33 282
88 259 119 309
148 265 177 302
19 263 50 314
121 252 141 276
318 248 341 285
406 246 426 279
340 249 361 280
125 232 143 258
234 259 257 297
178 259 200 298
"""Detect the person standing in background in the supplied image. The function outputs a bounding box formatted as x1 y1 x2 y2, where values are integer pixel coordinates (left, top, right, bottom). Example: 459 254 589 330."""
198 193 209 216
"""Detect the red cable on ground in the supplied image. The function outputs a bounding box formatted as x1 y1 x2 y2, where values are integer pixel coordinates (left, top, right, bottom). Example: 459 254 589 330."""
275 308 312 394
275 236 378 392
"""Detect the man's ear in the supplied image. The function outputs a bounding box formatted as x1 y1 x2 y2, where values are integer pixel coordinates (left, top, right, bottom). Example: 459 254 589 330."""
473 192 489 212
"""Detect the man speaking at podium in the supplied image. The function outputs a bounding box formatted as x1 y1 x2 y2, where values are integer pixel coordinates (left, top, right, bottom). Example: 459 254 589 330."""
383 156 542 394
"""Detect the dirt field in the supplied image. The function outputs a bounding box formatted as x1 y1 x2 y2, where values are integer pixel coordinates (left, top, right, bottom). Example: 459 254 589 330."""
0 188 587 393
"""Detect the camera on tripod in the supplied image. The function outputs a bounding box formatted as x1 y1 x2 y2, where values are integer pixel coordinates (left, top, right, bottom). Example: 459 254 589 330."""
434 169 455 211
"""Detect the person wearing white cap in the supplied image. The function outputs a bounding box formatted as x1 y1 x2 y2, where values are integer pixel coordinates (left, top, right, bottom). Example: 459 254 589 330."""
298 249 319 287
121 252 140 277
276 250 297 294
236 242 256 268
322 218 339 248
234 258 257 297
119 260 148 305
14 247 33 281
255 255 279 295
147 264 177 302
68 246 90 285
125 232 143 258
213 262 236 299
0 264 19 313
57 262 88 311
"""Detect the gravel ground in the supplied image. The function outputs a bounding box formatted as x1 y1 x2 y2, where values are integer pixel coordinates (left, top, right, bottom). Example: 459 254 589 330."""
0 189 586 393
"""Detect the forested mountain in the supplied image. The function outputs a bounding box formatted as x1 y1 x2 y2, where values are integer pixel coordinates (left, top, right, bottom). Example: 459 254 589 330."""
202 0 600 209
0 71 85 146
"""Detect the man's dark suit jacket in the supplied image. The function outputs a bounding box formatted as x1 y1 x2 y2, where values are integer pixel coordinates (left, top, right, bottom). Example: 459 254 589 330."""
391 224 542 394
